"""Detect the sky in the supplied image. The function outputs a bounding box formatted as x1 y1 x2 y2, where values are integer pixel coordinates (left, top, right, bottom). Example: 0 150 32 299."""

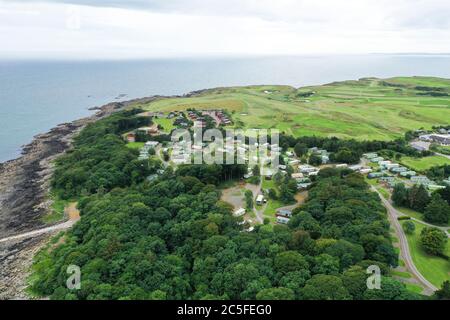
1 0 449 59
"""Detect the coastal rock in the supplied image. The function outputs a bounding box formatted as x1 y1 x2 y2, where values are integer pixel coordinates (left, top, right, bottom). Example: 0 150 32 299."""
0 91 205 299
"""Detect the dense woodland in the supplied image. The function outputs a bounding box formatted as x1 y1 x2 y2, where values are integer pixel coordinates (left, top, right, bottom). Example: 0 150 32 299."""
280 134 431 164
31 110 431 300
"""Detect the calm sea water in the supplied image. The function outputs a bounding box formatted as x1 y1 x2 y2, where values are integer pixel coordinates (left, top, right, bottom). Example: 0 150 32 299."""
1 54 450 162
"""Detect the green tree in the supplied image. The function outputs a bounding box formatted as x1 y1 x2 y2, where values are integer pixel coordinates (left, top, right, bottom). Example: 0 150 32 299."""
424 193 450 225
245 190 254 210
420 227 448 256
268 188 278 200
301 275 351 300
402 221 416 235
256 287 295 300
341 266 368 300
309 154 322 166
392 183 408 207
274 251 309 274
252 165 260 177
294 143 308 157
312 254 340 275
363 276 408 300
333 148 360 164
279 270 311 298
279 184 295 203
408 184 430 212
434 281 450 300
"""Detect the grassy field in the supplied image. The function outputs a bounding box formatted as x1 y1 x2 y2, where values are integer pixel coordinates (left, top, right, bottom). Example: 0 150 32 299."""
125 142 145 150
153 117 176 132
402 221 450 288
41 197 69 224
433 145 450 155
400 155 450 172
136 77 450 141
391 269 412 279
405 283 424 294
396 206 424 221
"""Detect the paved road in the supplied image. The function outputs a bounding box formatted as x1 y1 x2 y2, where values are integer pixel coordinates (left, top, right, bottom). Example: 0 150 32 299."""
0 220 75 244
371 186 438 293
0 202 81 244
249 180 265 223
435 152 450 160
409 217 450 237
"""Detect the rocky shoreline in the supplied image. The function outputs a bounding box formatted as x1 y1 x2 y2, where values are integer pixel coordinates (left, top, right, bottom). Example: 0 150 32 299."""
0 95 162 299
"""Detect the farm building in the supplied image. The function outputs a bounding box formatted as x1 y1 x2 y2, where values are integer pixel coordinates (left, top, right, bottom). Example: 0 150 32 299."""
363 153 378 159
410 175 433 186
233 208 246 217
145 141 159 148
277 209 292 218
297 183 312 190
291 173 304 180
368 172 384 179
419 134 450 145
380 176 396 188
400 171 416 177
385 163 400 170
428 185 446 191
391 166 408 173
126 133 136 142
299 165 317 173
276 216 290 224
256 194 265 205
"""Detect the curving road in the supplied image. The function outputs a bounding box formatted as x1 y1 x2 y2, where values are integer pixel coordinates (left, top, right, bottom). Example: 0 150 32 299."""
435 152 450 160
0 203 80 244
0 220 75 244
371 186 438 293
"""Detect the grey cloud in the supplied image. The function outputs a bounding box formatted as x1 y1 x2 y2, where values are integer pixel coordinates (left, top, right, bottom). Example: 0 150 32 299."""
14 0 450 29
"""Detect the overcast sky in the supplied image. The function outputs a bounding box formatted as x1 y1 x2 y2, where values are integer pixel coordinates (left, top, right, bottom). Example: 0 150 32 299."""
1 0 449 59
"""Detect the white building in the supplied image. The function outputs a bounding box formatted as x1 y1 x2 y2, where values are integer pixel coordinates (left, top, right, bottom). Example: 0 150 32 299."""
234 208 246 217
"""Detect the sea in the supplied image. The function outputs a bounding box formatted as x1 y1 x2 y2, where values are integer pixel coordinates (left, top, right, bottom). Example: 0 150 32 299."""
1 54 450 163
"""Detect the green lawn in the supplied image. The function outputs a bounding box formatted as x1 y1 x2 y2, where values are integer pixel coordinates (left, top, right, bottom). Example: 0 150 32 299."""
126 142 145 150
433 145 450 155
152 117 176 132
391 270 412 279
396 206 450 228
136 77 450 141
405 283 424 295
376 185 390 199
41 197 69 224
402 221 450 288
400 155 450 172
396 206 424 221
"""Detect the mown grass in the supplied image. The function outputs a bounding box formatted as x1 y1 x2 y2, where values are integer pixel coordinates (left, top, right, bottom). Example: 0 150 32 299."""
138 77 450 141
400 155 450 172
396 206 450 228
125 142 145 150
405 283 424 294
152 117 176 132
402 221 450 288
41 197 69 224
391 270 412 279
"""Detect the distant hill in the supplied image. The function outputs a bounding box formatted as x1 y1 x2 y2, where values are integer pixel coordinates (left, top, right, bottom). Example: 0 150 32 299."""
138 77 450 141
